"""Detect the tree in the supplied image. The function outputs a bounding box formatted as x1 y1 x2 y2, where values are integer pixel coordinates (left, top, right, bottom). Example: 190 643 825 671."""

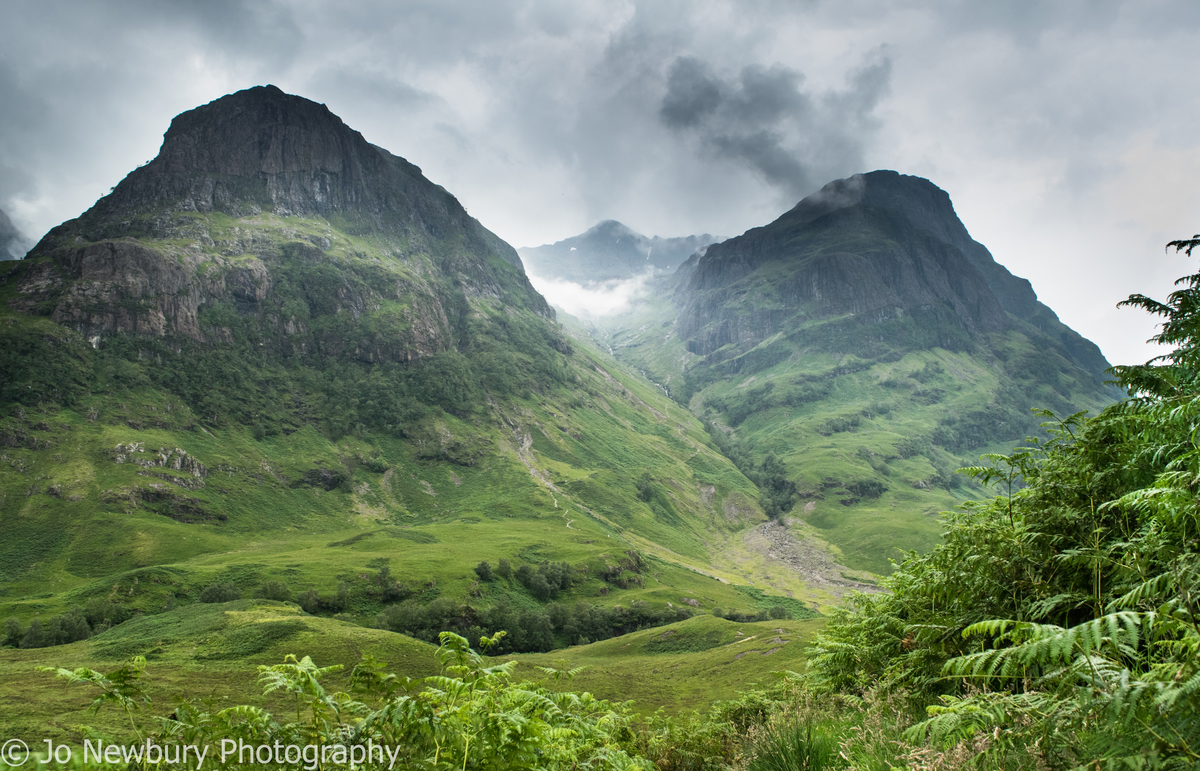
636 473 654 503
3 618 22 647
200 582 241 603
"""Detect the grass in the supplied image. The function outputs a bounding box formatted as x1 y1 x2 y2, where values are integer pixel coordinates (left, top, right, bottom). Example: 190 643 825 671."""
512 614 825 715
584 292 1117 574
0 324 784 617
1 235 836 731
0 601 823 741
0 601 439 743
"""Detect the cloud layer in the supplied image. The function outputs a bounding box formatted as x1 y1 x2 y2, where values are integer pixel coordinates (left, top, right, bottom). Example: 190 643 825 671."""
526 270 658 320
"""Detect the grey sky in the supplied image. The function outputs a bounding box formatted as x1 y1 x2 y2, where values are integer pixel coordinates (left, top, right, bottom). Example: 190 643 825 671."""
3 0 1197 367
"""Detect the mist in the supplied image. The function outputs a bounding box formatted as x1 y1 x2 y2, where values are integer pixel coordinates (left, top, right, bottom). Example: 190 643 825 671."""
525 269 658 320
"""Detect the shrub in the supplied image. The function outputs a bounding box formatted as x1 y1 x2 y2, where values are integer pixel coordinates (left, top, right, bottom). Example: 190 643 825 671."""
199 582 241 603
256 581 292 602
2 618 22 647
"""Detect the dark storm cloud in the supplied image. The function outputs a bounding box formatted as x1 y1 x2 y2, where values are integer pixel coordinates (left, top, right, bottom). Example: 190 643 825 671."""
659 54 890 200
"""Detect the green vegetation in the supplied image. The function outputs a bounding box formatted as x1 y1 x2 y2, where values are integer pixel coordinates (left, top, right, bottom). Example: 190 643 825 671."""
592 273 1115 573
36 633 651 770
0 216 789 640
18 619 1054 769
802 240 1200 766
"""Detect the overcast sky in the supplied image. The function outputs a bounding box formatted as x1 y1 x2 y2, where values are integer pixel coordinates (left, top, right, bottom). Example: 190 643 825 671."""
3 0 1198 367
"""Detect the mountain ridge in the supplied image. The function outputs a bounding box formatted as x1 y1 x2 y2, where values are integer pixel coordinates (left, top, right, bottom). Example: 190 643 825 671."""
0 87 832 684
519 220 721 284
587 170 1120 572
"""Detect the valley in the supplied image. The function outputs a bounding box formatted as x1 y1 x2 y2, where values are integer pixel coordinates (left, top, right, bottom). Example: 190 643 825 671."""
0 86 1144 764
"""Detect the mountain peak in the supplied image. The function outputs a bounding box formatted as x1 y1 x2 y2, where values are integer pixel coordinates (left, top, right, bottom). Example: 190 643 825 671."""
19 86 550 348
585 220 639 238
782 171 956 232
76 84 425 226
32 86 530 272
151 85 380 180
519 222 721 284
681 169 1114 385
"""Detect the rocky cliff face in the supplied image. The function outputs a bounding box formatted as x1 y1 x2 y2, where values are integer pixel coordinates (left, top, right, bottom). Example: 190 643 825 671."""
518 220 720 283
676 171 1111 385
16 85 551 360
761 171 1111 380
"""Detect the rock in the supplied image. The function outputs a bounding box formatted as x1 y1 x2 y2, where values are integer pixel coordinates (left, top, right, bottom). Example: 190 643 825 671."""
15 85 558 366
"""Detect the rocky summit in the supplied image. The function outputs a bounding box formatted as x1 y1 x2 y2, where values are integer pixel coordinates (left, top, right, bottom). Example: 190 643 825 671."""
17 85 548 354
676 170 1111 386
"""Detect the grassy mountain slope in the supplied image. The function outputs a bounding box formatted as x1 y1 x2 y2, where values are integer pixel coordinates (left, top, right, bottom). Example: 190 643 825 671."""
0 86 836 721
584 173 1118 574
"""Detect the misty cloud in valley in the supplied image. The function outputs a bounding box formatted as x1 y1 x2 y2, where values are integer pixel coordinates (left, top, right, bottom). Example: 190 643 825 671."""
525 270 658 320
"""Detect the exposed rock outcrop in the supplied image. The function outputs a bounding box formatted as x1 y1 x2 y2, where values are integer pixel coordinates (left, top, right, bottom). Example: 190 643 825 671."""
14 85 555 362
675 171 1113 387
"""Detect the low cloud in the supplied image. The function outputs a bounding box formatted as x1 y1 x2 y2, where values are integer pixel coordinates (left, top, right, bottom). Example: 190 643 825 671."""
525 269 656 319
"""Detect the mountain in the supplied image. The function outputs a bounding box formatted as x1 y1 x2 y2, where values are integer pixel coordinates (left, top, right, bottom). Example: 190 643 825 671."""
0 208 32 260
22 83 549 351
518 220 721 283
592 171 1119 573
0 86 838 684
676 171 1112 385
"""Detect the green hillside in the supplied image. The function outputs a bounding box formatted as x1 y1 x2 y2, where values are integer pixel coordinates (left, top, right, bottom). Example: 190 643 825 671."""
582 173 1118 574
0 88 838 730
0 602 824 742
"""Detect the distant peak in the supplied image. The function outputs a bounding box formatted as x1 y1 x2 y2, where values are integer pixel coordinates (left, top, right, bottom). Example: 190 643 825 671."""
585 220 640 238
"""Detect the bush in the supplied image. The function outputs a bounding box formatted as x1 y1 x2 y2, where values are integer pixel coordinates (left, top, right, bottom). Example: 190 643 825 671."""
256 581 292 602
200 582 241 603
636 474 654 502
3 618 22 647
299 588 321 614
